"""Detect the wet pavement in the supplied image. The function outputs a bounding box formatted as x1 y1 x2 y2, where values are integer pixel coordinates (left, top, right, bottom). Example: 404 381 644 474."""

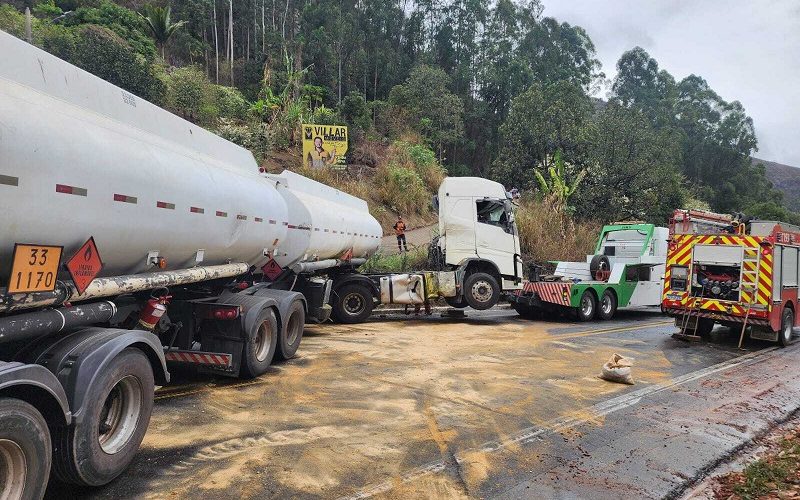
47 308 800 499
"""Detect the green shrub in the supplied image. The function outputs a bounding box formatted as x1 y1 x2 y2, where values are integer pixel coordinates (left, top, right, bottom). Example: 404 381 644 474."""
375 163 429 216
339 91 371 132
71 24 165 104
64 0 157 61
309 105 338 125
163 66 216 124
216 119 270 163
214 85 249 120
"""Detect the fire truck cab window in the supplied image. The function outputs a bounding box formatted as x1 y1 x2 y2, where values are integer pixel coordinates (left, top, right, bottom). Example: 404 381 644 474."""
476 199 512 234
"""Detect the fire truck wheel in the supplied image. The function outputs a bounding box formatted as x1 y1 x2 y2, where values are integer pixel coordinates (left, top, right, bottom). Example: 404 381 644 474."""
598 289 617 320
241 308 279 377
464 273 500 310
575 290 597 321
445 296 468 308
779 307 795 347
0 398 51 500
276 301 305 361
53 348 153 486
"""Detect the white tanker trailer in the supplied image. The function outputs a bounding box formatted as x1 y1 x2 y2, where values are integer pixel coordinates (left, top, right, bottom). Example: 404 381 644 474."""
0 29 382 497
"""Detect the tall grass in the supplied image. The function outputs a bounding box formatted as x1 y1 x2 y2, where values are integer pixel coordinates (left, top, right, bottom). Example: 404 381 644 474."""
515 199 600 264
360 246 429 273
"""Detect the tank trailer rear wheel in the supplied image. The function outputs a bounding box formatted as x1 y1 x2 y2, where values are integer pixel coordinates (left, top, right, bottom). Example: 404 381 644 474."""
241 308 279 378
53 348 154 486
0 398 51 500
276 300 305 361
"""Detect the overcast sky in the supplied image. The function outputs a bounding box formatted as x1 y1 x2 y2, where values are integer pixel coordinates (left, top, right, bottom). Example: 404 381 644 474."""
541 0 800 167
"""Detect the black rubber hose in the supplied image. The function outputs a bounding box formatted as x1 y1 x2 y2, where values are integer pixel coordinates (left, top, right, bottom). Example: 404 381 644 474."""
0 301 117 344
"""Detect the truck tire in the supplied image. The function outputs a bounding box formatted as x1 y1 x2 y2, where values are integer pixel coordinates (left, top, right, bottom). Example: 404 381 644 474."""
276 300 305 361
464 272 500 310
598 289 617 320
779 306 794 347
590 255 611 281
53 348 153 486
240 308 279 377
0 398 51 500
445 296 468 309
332 284 374 323
575 290 597 321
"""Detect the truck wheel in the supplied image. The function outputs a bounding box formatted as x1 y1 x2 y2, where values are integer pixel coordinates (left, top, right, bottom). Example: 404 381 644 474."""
598 289 617 320
53 348 153 486
0 398 51 500
464 272 500 310
779 307 794 347
445 296 468 308
241 308 279 377
276 300 305 361
575 291 597 321
512 303 541 320
332 284 374 324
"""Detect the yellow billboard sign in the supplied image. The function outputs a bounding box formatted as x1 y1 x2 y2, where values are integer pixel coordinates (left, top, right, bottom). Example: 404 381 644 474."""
302 124 348 169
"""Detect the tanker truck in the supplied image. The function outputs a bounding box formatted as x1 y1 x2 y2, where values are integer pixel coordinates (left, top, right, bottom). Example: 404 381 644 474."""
0 29 524 497
0 29 384 495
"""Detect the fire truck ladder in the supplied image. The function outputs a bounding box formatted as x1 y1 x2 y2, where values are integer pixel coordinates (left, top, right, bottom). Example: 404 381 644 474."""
676 294 703 341
737 245 762 349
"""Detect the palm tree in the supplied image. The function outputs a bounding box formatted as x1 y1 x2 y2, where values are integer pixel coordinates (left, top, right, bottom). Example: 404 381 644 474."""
140 5 187 60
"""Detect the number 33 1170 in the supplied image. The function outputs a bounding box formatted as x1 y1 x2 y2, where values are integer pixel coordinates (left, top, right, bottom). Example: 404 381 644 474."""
7 244 63 294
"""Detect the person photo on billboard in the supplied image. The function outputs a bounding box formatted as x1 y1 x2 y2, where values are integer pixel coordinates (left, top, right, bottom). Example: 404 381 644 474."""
307 136 338 169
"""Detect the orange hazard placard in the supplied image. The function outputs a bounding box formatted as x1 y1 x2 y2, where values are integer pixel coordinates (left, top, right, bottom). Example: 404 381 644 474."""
7 244 63 293
65 237 104 295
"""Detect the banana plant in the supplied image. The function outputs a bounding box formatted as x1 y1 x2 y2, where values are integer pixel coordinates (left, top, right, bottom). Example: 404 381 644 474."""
534 150 586 211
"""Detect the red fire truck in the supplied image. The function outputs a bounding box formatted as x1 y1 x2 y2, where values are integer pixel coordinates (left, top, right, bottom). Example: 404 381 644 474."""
662 209 800 345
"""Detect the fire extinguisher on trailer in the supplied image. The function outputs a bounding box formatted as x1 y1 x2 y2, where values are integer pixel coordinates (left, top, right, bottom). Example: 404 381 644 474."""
138 291 172 331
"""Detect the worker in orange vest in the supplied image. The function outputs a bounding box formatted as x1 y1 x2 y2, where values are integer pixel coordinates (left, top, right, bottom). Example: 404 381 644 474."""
393 216 408 252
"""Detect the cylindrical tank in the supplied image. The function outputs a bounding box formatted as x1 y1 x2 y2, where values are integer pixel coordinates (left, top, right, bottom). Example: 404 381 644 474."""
267 171 382 268
0 31 378 283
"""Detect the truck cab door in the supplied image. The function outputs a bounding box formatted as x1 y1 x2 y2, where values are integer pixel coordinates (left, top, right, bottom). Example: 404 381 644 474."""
474 198 519 278
442 196 477 266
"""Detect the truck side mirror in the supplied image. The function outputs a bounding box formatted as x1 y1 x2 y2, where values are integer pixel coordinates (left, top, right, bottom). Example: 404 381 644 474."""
432 195 439 211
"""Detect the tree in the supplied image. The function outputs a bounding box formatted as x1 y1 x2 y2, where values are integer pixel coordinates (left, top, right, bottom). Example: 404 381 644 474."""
140 5 188 60
388 65 464 161
611 46 676 127
575 102 685 224
492 81 593 189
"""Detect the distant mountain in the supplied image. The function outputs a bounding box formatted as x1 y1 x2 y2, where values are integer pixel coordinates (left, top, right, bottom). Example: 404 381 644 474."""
754 157 800 212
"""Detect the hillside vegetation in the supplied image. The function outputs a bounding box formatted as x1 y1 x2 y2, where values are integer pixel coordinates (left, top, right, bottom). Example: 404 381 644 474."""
758 157 800 213
2 0 797 262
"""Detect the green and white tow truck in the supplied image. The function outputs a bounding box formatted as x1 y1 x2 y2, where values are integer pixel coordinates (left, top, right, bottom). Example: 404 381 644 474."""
507 223 669 321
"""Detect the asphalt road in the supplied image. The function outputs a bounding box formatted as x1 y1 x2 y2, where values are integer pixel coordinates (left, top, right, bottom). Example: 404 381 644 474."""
48 308 800 499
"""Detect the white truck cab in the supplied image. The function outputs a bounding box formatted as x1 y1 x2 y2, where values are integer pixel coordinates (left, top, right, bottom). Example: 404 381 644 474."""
434 177 523 294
